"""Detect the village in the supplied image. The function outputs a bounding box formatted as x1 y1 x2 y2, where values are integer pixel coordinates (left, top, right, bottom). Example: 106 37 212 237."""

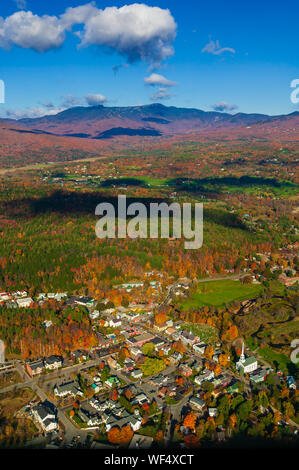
0 269 297 450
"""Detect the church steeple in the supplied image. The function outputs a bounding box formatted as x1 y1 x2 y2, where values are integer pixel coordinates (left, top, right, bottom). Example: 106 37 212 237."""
240 341 245 363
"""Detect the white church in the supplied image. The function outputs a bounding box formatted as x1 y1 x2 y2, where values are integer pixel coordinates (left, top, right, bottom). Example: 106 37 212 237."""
236 342 258 375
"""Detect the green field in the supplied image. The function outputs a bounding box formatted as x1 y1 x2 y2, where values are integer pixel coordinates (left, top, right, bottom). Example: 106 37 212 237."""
182 279 263 310
257 346 293 373
260 320 299 339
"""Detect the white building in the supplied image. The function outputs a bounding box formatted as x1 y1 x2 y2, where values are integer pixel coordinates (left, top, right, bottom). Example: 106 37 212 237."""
32 402 58 433
0 292 10 301
193 342 206 354
131 369 143 379
236 342 258 374
109 317 122 328
44 355 63 370
194 369 214 385
89 310 100 320
16 297 33 308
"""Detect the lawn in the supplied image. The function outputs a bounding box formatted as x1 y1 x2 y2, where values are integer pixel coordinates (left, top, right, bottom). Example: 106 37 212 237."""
258 346 293 372
181 280 263 309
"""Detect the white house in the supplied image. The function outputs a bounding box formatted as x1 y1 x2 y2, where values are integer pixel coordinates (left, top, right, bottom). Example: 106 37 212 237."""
44 355 63 370
208 408 217 418
109 317 122 328
32 402 58 432
131 369 143 379
16 297 33 308
42 320 53 329
193 342 206 354
194 369 214 385
0 292 10 301
54 380 83 398
189 396 205 410
89 310 100 320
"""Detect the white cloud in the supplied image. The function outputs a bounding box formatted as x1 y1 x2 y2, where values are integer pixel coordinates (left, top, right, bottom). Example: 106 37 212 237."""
202 39 235 55
60 2 99 30
79 3 177 65
212 102 238 112
0 11 65 52
85 94 107 105
0 3 177 65
144 73 177 87
4 105 64 119
150 87 173 101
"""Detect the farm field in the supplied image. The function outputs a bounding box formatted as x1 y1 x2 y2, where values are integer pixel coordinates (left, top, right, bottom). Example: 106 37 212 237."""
181 279 264 310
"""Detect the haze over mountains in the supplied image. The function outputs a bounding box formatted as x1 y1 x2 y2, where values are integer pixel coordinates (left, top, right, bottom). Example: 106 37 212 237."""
2 104 299 140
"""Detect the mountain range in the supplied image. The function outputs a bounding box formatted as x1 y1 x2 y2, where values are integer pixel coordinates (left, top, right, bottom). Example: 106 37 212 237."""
2 104 299 140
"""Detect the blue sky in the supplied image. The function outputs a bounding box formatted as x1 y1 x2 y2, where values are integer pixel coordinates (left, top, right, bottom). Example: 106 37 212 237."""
0 0 298 118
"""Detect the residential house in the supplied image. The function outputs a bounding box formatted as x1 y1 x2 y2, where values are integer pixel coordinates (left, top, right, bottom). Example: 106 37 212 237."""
159 343 172 355
54 380 83 398
32 401 58 433
154 323 168 332
189 396 205 411
74 296 95 308
123 358 135 373
0 292 10 301
16 297 33 308
105 376 120 388
44 355 63 370
169 351 182 365
109 317 122 328
105 412 142 433
132 393 150 406
77 408 101 427
286 376 296 390
208 408 217 418
107 357 120 370
89 310 100 320
193 342 206 354
194 369 214 385
249 369 267 384
158 386 168 398
130 347 143 357
179 364 193 377
131 369 143 380
26 359 45 377
71 350 88 362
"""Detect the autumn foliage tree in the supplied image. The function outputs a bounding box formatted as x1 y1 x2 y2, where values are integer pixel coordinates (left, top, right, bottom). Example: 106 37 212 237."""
183 412 197 431
155 312 167 325
204 345 214 360
108 425 134 445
